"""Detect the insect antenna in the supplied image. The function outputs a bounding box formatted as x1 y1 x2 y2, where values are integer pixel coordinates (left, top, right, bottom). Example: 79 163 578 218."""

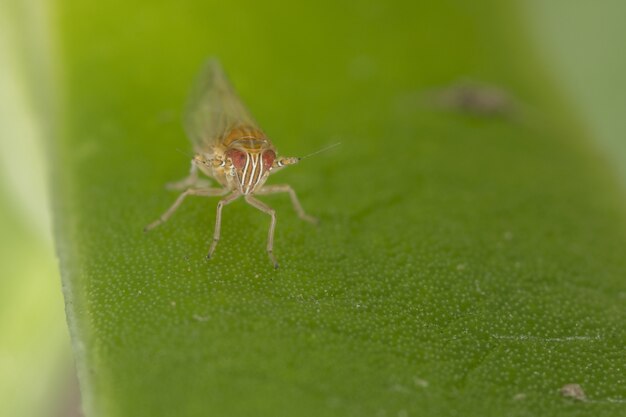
175 148 195 159
298 142 341 161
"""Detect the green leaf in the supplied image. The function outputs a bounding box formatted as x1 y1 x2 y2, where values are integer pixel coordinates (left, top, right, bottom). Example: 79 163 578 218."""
53 1 626 416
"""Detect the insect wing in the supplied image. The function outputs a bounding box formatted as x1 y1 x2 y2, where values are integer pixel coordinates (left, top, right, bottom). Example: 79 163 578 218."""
184 59 261 151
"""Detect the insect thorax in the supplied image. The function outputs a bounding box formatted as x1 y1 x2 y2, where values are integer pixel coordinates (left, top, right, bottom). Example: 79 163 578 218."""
221 126 268 147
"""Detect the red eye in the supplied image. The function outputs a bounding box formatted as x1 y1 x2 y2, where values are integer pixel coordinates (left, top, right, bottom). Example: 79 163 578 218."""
262 150 276 171
226 149 246 169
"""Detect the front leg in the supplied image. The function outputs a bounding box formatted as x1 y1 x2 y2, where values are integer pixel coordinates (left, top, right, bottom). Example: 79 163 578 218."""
256 184 318 224
244 195 279 269
207 191 241 260
145 187 228 231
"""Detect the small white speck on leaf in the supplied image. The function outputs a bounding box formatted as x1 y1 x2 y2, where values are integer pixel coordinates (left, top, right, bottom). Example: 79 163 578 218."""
390 384 410 394
560 383 587 401
193 314 210 322
413 377 429 388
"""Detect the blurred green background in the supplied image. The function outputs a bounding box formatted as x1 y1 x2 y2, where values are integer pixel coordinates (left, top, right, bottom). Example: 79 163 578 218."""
1 1 625 417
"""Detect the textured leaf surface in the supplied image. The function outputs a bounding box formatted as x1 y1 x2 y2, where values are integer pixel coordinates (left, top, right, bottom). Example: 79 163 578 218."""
53 1 626 416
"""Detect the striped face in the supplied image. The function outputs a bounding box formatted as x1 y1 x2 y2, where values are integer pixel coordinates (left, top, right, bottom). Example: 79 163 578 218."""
226 148 276 194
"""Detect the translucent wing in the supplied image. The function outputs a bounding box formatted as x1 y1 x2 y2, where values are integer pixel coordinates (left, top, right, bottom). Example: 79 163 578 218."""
184 59 261 152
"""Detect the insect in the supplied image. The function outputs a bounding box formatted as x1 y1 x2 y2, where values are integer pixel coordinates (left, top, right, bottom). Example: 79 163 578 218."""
145 59 320 269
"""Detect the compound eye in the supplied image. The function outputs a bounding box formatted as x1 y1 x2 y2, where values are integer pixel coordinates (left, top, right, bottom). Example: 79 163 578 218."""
226 149 247 169
262 150 276 171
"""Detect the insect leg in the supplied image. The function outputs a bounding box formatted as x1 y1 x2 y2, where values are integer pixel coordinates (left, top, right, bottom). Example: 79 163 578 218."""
165 160 202 190
256 184 318 224
207 191 241 260
144 187 227 232
244 195 279 269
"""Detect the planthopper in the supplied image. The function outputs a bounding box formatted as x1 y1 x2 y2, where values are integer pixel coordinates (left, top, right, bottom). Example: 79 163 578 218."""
145 59 332 269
